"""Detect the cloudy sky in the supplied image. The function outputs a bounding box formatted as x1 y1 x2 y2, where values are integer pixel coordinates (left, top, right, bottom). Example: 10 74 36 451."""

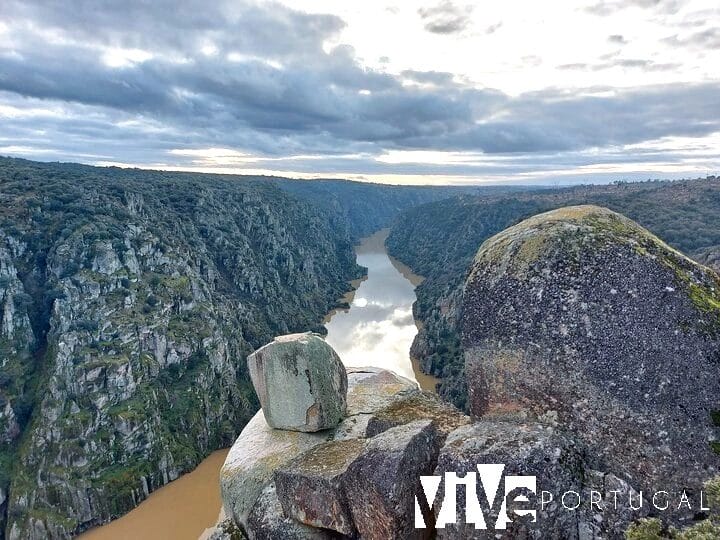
0 0 718 185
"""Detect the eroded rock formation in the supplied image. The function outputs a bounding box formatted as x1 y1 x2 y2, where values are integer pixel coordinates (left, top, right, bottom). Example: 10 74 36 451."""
248 333 348 432
220 206 720 539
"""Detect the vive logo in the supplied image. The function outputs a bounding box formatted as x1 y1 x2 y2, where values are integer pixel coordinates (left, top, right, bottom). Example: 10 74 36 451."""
415 464 537 530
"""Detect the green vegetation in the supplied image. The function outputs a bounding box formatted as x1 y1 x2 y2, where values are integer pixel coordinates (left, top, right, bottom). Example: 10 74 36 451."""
0 156 399 536
625 477 720 539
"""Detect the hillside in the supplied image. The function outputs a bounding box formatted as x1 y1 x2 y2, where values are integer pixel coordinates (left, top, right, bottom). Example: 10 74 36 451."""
386 176 720 408
266 177 520 239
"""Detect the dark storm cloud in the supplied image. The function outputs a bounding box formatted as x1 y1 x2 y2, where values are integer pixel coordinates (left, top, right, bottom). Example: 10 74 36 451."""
0 0 718 182
417 1 474 34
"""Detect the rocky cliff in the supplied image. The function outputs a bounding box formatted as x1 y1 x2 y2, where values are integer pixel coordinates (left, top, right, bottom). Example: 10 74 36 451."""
219 359 605 539
0 158 367 538
462 206 720 531
219 207 720 538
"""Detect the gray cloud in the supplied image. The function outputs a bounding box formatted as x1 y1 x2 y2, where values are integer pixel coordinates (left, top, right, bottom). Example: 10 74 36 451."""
0 0 345 60
608 34 628 44
558 58 681 72
486 22 503 35
400 70 455 85
663 27 720 49
417 1 474 34
585 0 679 16
0 0 717 183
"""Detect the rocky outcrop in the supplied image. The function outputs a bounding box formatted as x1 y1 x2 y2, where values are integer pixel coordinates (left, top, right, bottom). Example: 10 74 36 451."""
433 418 587 539
225 357 652 539
217 204 720 539
462 205 720 529
227 318 720 538
387 176 720 413
248 333 348 432
221 363 472 539
276 439 364 535
341 420 439 540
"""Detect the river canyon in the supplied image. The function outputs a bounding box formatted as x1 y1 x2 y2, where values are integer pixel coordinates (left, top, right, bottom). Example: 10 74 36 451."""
79 229 434 539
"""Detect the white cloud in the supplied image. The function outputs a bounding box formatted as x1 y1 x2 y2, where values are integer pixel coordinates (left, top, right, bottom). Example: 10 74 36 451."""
101 47 153 68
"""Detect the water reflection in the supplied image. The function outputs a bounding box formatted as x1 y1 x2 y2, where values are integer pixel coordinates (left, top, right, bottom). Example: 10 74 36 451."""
325 230 430 385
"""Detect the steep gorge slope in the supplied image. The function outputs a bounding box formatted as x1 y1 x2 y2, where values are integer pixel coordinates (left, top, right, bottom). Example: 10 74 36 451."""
0 158 367 538
387 176 720 408
268 177 519 239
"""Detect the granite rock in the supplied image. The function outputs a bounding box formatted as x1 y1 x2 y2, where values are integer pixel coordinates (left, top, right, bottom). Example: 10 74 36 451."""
248 333 348 432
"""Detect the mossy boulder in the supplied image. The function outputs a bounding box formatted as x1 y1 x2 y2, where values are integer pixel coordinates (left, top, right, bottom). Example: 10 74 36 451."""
248 333 348 432
462 205 720 526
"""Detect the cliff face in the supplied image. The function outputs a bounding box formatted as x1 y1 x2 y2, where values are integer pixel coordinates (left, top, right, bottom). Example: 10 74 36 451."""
462 206 720 510
0 158 363 538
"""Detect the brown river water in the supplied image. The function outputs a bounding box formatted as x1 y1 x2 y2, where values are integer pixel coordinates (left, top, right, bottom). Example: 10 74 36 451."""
80 229 437 539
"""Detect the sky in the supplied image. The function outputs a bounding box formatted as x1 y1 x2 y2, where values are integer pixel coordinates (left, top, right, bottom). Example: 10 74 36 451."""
0 0 719 185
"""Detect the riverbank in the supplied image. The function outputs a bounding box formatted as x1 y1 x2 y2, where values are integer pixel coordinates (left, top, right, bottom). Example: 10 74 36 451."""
79 449 228 540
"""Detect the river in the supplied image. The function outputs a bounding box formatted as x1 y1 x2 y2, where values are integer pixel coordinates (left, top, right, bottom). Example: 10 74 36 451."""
79 228 436 539
324 229 438 392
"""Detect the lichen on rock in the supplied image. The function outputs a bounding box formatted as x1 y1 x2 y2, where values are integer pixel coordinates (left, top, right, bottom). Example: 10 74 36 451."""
462 205 720 531
247 333 348 432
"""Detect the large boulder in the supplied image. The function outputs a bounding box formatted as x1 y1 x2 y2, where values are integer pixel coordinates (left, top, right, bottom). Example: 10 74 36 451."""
432 418 588 539
219 410 331 530
221 366 421 537
247 483 342 540
275 440 365 536
462 205 720 519
275 420 441 540
248 332 348 432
